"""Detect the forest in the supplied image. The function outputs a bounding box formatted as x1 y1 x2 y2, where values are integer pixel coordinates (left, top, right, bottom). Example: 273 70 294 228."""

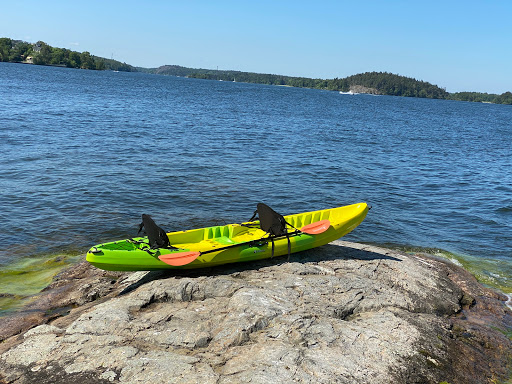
0 38 135 72
447 91 512 104
151 65 511 104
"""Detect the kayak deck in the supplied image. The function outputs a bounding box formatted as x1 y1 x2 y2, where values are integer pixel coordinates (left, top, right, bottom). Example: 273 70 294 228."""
86 203 369 271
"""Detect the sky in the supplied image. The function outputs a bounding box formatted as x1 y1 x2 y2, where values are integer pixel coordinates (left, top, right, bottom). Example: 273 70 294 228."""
1 0 511 93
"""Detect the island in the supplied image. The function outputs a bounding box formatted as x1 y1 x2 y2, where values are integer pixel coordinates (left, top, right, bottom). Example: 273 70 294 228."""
147 65 512 105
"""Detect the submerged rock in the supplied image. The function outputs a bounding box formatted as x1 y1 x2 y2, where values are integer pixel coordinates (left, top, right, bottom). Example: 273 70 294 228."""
0 259 126 342
0 241 511 383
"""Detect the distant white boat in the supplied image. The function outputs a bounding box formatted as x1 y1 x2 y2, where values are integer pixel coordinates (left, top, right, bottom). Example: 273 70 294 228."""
339 91 358 95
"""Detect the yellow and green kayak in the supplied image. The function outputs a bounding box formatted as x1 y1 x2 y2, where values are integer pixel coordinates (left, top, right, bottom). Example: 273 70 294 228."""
86 203 369 271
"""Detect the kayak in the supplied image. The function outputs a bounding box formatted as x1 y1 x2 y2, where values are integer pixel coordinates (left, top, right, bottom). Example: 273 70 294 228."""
86 203 369 271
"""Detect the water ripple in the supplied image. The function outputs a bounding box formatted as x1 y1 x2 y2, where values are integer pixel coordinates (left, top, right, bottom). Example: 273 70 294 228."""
0 63 511 284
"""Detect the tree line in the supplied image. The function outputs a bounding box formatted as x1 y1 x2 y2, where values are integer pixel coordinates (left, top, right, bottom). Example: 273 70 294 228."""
0 38 136 72
151 65 511 105
2 37 510 105
447 91 512 105
152 66 451 98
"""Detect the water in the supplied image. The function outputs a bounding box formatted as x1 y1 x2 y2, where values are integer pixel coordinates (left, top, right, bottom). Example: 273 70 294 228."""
1 62 511 312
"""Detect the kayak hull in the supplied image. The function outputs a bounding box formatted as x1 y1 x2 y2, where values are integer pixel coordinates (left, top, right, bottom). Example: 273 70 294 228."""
86 203 369 271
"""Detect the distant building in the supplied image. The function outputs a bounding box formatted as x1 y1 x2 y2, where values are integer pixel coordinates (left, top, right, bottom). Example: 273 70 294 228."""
32 42 42 53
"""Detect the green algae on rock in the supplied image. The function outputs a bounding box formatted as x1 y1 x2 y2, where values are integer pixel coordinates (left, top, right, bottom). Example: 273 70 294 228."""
0 254 82 315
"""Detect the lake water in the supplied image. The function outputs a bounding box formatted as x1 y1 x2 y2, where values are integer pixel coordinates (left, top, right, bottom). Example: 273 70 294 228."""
1 62 511 312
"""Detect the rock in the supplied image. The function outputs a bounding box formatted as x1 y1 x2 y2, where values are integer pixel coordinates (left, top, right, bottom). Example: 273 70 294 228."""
24 324 64 337
0 260 128 343
349 85 380 95
0 241 511 383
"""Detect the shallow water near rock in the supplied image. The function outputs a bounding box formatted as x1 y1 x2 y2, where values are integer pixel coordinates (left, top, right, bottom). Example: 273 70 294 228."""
1 62 511 313
0 253 81 315
376 243 512 297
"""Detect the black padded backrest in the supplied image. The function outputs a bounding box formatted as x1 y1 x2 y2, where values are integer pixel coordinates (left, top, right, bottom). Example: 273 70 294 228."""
257 203 287 236
140 214 171 249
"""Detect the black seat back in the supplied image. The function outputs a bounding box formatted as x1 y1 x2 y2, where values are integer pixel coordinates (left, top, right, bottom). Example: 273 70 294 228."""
254 203 288 236
138 214 171 249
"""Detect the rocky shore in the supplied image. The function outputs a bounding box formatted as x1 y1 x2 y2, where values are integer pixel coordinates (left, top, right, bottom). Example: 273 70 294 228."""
1 240 511 383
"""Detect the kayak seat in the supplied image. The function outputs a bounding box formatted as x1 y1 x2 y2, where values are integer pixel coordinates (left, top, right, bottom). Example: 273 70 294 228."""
247 203 297 260
230 225 265 240
255 203 289 237
138 214 176 250
213 236 236 245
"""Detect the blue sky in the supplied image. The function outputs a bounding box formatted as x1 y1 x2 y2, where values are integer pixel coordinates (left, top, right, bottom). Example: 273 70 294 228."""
1 0 511 93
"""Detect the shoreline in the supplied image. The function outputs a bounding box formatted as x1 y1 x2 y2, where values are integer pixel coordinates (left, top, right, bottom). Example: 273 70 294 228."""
3 61 510 105
1 240 512 316
1 241 511 383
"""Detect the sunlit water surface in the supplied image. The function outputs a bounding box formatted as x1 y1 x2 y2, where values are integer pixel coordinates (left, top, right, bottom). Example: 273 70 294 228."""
1 62 511 313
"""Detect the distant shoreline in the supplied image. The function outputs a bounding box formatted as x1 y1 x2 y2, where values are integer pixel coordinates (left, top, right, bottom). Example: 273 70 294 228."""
143 65 512 105
0 38 136 72
7 59 512 106
2 37 511 104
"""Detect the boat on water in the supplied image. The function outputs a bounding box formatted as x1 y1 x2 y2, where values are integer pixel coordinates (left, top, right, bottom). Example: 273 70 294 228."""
86 203 370 271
